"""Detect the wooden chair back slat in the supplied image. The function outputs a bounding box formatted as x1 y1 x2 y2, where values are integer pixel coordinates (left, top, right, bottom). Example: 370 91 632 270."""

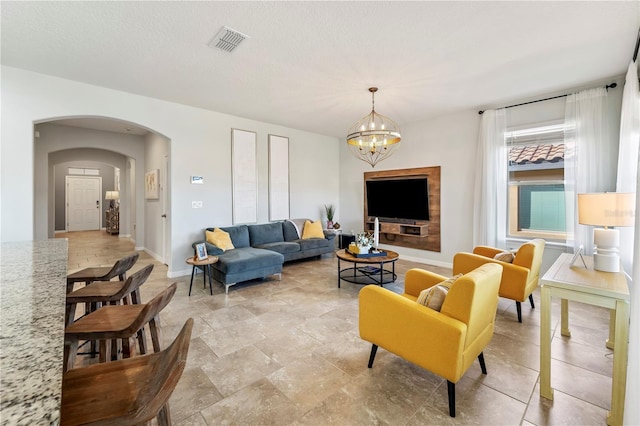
106 252 140 280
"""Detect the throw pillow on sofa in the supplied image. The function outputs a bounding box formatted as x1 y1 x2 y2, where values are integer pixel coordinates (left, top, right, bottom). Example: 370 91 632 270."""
302 220 324 239
206 228 235 251
416 274 462 311
493 251 515 263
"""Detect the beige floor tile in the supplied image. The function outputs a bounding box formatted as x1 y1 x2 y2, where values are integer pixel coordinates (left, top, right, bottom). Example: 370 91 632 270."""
199 378 300 425
201 345 281 397
525 383 610 425
267 353 351 411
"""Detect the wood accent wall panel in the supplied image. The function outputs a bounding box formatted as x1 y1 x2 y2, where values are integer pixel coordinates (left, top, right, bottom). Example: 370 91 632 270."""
364 166 441 252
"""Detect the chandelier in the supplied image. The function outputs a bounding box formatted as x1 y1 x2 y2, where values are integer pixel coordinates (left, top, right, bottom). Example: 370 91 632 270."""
346 87 401 167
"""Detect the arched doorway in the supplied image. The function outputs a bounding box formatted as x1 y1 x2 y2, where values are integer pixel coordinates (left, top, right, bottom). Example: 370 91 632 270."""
33 116 172 266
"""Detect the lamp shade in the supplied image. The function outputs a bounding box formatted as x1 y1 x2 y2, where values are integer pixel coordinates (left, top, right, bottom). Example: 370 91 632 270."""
577 192 635 227
105 191 120 200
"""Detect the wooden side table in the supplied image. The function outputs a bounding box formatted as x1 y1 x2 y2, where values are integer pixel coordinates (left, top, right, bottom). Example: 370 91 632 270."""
540 253 629 426
185 255 218 296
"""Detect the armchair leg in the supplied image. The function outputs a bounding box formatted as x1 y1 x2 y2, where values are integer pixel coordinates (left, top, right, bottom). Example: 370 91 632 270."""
368 344 378 368
516 301 522 323
447 381 456 417
529 294 535 309
478 352 487 374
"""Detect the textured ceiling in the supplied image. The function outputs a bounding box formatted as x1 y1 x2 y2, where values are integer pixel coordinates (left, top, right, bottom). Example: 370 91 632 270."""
2 1 639 137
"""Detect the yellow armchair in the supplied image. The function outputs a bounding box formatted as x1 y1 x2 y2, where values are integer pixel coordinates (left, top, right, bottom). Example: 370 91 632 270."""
359 263 502 417
452 239 545 323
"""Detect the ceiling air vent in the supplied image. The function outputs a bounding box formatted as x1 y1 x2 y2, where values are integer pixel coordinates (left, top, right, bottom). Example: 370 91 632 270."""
208 26 248 53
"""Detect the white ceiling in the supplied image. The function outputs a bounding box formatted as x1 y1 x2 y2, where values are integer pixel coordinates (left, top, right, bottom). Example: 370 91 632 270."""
2 1 639 138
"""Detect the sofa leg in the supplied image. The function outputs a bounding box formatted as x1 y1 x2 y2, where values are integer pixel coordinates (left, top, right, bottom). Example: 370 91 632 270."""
273 273 282 281
516 301 522 323
529 294 535 309
478 352 487 374
447 381 455 417
225 283 235 295
368 344 378 368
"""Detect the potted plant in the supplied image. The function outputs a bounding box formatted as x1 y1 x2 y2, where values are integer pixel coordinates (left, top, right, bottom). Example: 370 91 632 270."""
324 204 335 229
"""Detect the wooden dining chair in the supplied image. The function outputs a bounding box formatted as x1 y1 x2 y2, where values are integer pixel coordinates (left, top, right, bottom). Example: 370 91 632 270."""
65 264 154 326
64 282 177 372
66 252 139 293
61 318 193 426
65 264 154 357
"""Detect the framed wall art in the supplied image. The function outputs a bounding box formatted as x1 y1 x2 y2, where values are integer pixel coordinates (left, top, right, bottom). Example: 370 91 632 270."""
268 134 290 221
145 169 159 200
231 129 258 224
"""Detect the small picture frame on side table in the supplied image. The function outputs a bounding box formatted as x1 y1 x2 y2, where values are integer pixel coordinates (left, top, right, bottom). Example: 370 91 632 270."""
569 244 587 269
195 243 208 261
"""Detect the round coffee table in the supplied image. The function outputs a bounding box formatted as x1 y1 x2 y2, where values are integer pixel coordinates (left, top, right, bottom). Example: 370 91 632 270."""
185 255 219 296
336 249 399 288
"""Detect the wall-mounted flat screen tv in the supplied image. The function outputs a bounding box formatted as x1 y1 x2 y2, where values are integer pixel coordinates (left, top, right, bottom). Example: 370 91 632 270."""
366 177 430 221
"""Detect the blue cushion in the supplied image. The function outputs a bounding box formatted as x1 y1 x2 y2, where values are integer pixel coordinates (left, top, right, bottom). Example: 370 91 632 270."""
282 221 299 242
217 225 250 248
215 248 284 274
298 238 330 250
248 223 284 246
254 241 300 254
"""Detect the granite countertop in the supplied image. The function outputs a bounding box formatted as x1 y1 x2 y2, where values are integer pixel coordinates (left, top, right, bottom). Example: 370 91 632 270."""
0 239 68 425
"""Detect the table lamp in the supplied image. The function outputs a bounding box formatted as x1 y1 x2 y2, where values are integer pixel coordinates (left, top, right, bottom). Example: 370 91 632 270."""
577 192 635 272
105 190 120 211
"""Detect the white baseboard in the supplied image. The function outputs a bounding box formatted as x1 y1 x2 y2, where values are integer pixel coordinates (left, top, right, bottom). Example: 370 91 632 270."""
54 230 66 234
168 268 192 279
398 254 453 269
144 248 163 263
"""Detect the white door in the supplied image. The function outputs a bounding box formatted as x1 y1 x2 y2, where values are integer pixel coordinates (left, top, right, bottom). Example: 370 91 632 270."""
161 155 170 265
66 176 102 231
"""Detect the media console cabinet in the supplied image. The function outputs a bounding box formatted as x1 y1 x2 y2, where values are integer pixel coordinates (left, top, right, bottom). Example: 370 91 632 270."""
365 221 428 237
364 166 440 252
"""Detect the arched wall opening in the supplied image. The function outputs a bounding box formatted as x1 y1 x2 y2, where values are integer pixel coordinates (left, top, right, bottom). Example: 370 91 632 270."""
33 116 172 267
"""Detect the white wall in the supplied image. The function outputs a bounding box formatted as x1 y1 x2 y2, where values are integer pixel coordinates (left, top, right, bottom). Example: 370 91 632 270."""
339 109 480 268
339 77 624 270
1 66 340 275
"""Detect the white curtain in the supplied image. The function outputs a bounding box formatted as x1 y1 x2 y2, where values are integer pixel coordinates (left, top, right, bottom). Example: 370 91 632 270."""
622 60 640 426
564 88 613 255
473 108 507 248
616 61 640 275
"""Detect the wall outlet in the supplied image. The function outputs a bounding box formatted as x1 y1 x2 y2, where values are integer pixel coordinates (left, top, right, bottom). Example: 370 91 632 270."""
192 201 203 209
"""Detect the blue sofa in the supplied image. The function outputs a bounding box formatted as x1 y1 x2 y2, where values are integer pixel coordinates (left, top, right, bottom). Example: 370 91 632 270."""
195 220 335 293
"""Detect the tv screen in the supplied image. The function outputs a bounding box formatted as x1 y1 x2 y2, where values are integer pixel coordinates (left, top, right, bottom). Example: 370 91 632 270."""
366 178 430 221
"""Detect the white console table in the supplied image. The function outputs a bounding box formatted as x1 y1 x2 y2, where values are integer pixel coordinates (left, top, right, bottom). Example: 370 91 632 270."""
540 253 629 426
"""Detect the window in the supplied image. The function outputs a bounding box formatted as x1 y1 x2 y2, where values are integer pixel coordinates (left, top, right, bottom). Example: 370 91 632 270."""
507 122 567 241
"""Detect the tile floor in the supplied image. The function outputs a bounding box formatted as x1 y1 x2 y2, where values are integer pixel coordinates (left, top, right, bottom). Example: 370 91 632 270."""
60 231 616 425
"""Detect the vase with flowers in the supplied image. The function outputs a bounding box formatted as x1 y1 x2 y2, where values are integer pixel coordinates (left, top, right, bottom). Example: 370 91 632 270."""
353 232 374 253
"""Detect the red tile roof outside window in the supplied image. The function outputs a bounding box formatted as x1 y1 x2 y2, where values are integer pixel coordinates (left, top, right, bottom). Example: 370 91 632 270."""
509 143 564 165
